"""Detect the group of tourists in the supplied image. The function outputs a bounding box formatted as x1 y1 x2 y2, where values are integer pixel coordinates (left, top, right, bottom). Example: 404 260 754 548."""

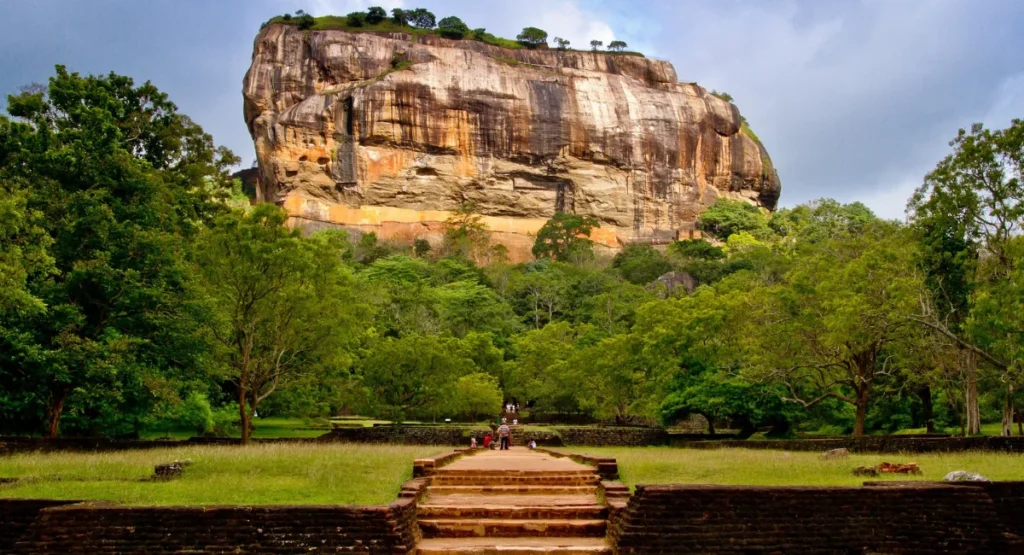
504 402 520 414
469 416 536 451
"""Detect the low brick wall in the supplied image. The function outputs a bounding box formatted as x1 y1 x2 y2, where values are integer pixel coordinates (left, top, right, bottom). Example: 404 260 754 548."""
7 499 421 554
413 449 469 477
675 435 1024 453
949 482 1024 540
611 483 1009 554
0 500 80 553
555 427 667 447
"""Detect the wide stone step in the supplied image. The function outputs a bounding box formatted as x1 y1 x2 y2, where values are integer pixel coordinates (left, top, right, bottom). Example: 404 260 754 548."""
416 537 612 555
431 474 600 487
427 485 599 496
420 518 607 538
420 504 607 521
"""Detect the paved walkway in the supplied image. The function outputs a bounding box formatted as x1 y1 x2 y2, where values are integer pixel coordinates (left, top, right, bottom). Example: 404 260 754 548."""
416 447 611 555
442 448 594 473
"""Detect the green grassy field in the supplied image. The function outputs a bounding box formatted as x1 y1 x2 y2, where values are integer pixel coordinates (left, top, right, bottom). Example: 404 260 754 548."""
566 447 1024 488
0 443 440 505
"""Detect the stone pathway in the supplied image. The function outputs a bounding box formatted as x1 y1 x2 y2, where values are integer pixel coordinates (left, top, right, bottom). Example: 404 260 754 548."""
416 448 611 555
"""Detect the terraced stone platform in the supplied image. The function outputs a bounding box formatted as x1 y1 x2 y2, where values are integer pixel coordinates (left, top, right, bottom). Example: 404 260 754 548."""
418 448 611 555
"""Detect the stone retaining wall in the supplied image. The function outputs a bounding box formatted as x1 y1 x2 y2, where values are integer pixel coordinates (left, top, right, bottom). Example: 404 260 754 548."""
610 483 1012 554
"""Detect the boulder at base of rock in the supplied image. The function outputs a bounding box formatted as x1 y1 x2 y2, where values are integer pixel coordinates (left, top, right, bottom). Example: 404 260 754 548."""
820 448 850 460
943 470 990 482
853 466 879 477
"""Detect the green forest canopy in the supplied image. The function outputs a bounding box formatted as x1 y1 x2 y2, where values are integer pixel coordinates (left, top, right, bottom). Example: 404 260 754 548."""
2 67 1023 442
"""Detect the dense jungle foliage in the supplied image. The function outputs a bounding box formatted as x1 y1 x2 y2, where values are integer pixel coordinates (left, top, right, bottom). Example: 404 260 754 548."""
2 68 1022 442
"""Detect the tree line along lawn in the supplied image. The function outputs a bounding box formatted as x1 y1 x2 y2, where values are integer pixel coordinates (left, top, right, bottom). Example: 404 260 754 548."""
0 444 439 506
565 447 1024 488
140 416 395 440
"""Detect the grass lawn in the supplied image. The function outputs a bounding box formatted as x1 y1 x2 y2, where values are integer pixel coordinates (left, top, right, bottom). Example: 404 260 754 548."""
566 447 1024 488
0 443 440 505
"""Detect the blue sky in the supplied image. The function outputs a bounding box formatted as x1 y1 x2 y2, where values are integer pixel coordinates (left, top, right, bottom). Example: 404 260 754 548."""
1 0 1022 219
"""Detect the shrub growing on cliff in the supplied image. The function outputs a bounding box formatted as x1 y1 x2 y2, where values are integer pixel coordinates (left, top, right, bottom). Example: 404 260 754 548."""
613 244 672 285
517 27 548 48
438 16 470 39
554 37 570 50
532 212 600 262
697 199 769 240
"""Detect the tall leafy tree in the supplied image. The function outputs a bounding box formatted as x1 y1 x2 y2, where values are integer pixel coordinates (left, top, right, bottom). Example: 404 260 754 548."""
195 205 366 443
747 222 921 436
908 119 1024 434
357 333 474 422
0 66 236 436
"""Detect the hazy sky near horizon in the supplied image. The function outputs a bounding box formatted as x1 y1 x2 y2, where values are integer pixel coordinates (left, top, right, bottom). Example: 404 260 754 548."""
1 0 1022 219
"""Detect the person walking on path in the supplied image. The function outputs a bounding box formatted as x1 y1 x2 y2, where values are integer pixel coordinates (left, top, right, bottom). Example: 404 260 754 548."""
498 419 511 450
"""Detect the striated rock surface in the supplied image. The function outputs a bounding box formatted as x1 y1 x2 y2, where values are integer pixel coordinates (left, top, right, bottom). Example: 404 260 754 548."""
243 25 781 261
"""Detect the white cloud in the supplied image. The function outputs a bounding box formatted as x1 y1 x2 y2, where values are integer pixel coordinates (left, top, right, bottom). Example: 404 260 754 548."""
532 1 616 50
647 0 1024 216
306 0 405 17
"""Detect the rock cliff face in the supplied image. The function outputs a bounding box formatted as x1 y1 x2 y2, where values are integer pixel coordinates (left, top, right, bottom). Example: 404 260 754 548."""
243 24 781 261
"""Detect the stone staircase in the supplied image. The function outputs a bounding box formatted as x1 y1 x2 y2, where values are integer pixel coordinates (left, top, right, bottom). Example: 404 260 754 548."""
416 449 612 555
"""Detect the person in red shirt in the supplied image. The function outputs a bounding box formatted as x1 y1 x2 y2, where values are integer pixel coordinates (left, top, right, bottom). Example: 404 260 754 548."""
483 432 493 448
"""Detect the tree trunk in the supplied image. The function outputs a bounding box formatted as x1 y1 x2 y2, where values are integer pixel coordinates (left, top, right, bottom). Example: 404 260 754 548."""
46 388 70 438
918 386 935 433
853 384 870 438
239 384 251 445
1017 404 1023 436
1001 383 1014 437
702 414 715 435
965 350 981 435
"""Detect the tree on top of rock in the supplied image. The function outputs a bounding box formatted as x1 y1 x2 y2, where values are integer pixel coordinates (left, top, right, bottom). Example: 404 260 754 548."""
554 37 570 50
532 212 600 263
345 11 366 27
438 16 470 39
517 27 548 48
590 40 603 51
365 6 387 24
408 8 436 29
607 40 628 52
391 8 409 25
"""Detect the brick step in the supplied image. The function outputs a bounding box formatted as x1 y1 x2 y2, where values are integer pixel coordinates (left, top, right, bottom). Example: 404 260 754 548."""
420 518 607 539
434 473 598 481
431 474 600 487
419 504 607 521
427 485 599 496
416 537 612 555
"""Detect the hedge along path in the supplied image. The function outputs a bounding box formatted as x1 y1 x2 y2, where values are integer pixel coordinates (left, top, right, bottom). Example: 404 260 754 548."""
417 447 614 554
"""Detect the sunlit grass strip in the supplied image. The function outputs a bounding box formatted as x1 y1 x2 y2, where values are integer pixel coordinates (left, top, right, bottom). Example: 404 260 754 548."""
565 447 1024 488
0 443 440 506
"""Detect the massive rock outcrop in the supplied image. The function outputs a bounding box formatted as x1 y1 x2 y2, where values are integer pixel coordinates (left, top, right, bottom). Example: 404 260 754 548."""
243 24 781 261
